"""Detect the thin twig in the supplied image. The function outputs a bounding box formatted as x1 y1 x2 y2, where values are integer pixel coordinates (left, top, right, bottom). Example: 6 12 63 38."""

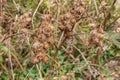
8 20 14 80
36 64 43 78
107 16 120 27
1 33 22 42
47 31 66 79
12 0 19 11
11 52 24 71
93 0 99 15
24 65 35 80
32 0 43 29
61 46 75 59
50 31 65 69
0 63 9 73
73 45 93 74
103 0 117 29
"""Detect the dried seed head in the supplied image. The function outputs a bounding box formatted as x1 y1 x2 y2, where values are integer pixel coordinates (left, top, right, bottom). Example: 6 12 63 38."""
66 24 73 31
1 0 8 7
97 33 104 40
33 40 40 49
66 32 72 37
75 7 84 14
48 37 54 44
24 13 30 18
43 56 49 64
65 13 71 19
59 25 65 31
70 8 75 14
26 13 54 65
66 72 75 78
49 24 54 31
39 33 47 41
60 75 68 80
101 0 107 8
21 28 29 35
43 42 50 49
88 24 104 47
34 28 42 37
116 27 120 33
89 23 96 29
71 18 76 25
42 14 52 21
31 56 39 64
43 26 51 33
60 16 65 21
26 17 31 22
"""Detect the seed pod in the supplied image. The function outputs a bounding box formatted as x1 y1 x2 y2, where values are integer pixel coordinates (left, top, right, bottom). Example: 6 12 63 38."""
34 28 42 37
116 27 120 33
59 25 65 31
66 32 72 37
48 37 54 44
97 33 104 40
31 56 39 64
26 17 31 23
89 23 96 29
43 56 49 64
60 16 65 21
60 75 68 80
21 28 29 35
70 8 75 14
101 0 107 8
65 13 71 19
40 33 47 41
71 18 76 25
66 72 75 78
24 13 30 18
66 24 73 31
43 42 50 49
44 26 51 32
42 14 52 21
49 24 54 32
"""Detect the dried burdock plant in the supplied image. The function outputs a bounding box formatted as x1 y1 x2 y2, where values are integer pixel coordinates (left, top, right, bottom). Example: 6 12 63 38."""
0 0 119 79
31 51 49 64
88 24 104 47
53 72 75 80
17 12 32 29
58 0 87 38
88 24 104 64
100 0 107 9
1 11 32 35
0 0 8 8
31 14 55 64
0 13 10 28
47 0 88 78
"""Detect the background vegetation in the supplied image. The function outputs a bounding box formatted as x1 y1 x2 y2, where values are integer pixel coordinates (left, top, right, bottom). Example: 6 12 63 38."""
0 0 120 80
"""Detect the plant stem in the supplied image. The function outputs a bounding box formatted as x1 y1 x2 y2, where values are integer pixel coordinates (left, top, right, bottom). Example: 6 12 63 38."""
47 31 66 79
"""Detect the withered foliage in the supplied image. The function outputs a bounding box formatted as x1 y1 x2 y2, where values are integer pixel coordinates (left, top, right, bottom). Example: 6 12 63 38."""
32 14 54 64
59 0 87 36
0 0 120 79
88 24 104 47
